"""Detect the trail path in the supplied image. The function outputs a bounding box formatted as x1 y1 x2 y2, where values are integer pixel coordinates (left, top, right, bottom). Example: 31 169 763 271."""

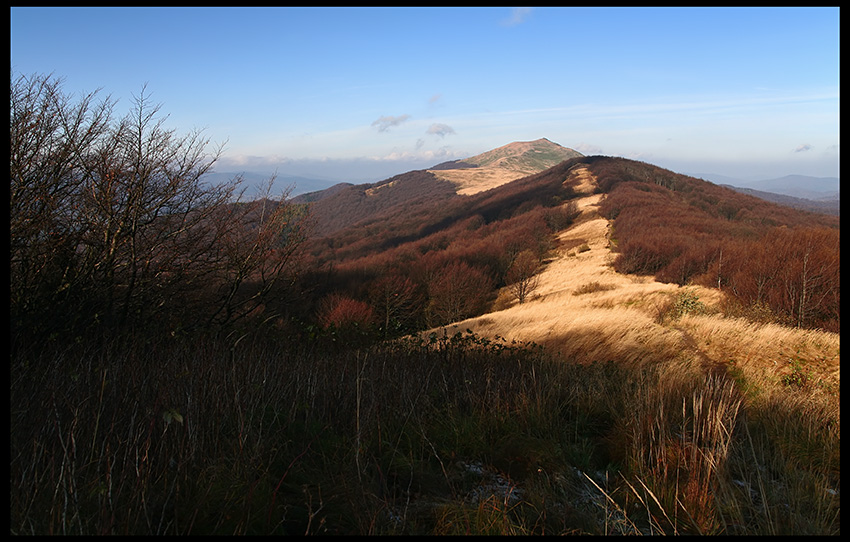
441 165 723 370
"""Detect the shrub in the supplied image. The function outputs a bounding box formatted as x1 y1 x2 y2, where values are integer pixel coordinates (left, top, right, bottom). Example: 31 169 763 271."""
671 289 705 319
572 281 616 295
426 262 494 326
506 250 541 304
317 293 376 330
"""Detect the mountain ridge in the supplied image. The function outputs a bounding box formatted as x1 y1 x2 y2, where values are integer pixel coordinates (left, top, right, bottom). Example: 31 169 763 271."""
294 139 584 237
721 184 839 216
289 142 836 210
428 138 584 195
691 172 839 200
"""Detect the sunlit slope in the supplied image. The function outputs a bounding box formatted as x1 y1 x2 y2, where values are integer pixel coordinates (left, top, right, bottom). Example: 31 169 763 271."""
437 165 840 393
429 138 583 195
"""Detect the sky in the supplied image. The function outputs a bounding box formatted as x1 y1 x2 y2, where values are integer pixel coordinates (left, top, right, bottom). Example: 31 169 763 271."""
10 6 840 189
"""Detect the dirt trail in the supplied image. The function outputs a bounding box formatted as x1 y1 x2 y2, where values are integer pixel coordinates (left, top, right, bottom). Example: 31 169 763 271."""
440 165 724 371
429 163 838 391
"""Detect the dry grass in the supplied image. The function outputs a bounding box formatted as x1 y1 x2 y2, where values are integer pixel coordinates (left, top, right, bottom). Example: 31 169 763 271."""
431 166 540 196
437 166 837 387
436 179 691 367
429 145 586 196
675 312 841 400
427 166 840 534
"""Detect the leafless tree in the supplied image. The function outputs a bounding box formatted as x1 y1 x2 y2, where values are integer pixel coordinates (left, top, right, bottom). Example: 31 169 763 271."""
426 261 493 326
368 272 424 334
11 72 311 338
506 249 540 304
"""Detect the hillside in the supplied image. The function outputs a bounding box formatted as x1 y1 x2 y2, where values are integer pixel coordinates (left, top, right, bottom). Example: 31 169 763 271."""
302 157 584 268
297 138 583 238
12 69 839 534
436 164 839 391
14 144 840 536
429 138 584 195
295 170 458 237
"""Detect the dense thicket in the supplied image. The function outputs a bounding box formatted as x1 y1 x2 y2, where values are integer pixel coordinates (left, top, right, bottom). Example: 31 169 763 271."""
588 157 839 331
10 73 310 344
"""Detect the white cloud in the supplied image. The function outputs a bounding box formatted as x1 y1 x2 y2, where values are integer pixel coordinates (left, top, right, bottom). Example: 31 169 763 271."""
371 114 411 132
794 143 813 153
574 142 603 155
376 146 459 163
426 123 456 138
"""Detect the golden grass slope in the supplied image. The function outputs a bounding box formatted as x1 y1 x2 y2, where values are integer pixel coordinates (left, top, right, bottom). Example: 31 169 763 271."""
429 138 583 195
437 165 840 396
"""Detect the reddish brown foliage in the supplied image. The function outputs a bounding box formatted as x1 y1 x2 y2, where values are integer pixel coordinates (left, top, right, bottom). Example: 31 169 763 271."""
299 155 838 335
425 261 494 327
590 158 839 331
317 293 376 330
703 227 840 331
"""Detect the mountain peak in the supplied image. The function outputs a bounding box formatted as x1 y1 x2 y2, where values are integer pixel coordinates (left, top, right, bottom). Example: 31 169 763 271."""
429 138 583 195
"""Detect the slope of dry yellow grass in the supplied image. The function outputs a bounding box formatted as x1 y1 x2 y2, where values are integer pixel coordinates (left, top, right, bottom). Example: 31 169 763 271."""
435 165 840 393
428 138 582 195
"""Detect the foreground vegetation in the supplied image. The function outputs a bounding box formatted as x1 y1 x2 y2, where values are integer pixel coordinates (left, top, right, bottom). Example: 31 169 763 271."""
10 324 839 535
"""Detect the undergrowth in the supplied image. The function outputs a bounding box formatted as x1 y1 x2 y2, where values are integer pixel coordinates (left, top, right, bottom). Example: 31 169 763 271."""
10 329 840 535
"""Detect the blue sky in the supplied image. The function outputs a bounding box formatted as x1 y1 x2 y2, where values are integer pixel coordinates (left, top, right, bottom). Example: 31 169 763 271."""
11 6 839 185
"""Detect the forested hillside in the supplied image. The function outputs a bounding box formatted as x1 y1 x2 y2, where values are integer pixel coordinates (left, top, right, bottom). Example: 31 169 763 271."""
588 157 839 331
297 170 458 237
290 154 839 337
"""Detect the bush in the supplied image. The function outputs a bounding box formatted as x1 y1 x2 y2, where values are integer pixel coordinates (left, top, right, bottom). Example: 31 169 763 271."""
671 288 705 319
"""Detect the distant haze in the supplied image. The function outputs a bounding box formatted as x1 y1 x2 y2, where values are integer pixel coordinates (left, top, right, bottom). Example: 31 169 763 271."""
211 147 839 202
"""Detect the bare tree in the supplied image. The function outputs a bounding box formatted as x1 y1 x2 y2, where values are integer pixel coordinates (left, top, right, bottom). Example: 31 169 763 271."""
506 249 540 304
10 72 311 338
368 272 424 335
205 180 312 327
426 261 493 327
11 72 115 331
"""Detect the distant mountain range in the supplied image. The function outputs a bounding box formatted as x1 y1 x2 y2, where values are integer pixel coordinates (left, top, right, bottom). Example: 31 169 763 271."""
202 171 340 198
687 173 839 216
689 173 839 200
205 142 839 216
